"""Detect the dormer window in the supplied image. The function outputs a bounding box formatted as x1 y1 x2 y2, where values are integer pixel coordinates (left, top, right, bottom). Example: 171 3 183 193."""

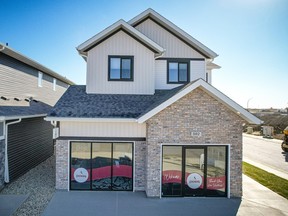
108 56 134 81
167 60 189 84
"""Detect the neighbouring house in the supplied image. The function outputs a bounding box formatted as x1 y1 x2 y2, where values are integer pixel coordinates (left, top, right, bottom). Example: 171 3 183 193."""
45 9 261 198
0 43 74 190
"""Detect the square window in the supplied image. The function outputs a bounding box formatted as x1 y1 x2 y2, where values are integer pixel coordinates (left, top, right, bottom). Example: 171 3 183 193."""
167 61 189 84
108 56 133 81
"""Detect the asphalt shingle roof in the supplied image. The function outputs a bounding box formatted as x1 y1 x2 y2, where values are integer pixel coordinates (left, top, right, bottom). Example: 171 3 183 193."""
0 101 52 117
48 85 186 119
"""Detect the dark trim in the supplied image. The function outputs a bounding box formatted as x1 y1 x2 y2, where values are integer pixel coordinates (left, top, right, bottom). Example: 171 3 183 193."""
108 55 134 81
58 136 146 141
70 141 134 191
133 17 210 59
83 28 160 54
167 59 190 84
156 57 205 61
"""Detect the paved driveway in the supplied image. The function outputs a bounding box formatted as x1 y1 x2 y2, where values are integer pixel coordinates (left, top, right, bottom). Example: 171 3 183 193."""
243 134 288 177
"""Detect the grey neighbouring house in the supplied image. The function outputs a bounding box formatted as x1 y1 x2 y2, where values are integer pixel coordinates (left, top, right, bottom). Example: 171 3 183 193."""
46 8 261 198
0 43 74 190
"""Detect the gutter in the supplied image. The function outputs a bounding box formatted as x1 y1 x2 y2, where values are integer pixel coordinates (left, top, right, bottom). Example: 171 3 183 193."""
0 114 46 121
4 118 22 183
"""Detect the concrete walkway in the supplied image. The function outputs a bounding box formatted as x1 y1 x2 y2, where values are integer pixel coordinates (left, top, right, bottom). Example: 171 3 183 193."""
0 194 28 216
42 175 288 216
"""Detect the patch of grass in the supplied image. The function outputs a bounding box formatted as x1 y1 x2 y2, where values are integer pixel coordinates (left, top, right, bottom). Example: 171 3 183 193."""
243 162 288 199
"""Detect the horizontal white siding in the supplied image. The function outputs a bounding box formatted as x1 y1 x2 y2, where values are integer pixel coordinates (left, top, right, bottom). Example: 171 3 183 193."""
0 64 67 106
86 30 155 95
155 60 206 89
135 19 204 58
190 60 206 81
60 122 146 138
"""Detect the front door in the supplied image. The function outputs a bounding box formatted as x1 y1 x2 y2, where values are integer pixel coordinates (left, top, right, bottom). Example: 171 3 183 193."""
184 147 206 196
162 145 228 197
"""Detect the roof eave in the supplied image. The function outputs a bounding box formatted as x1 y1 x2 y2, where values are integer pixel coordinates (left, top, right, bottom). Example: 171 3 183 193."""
45 117 138 123
76 19 164 55
0 114 47 121
128 8 218 59
137 79 262 125
0 43 75 85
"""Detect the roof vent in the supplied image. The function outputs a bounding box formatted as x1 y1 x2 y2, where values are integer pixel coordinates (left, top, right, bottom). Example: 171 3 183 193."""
1 96 8 100
25 98 31 102
14 97 21 101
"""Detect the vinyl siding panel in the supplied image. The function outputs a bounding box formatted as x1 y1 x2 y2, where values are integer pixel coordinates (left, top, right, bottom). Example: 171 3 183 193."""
86 30 155 95
7 117 53 182
190 60 206 81
155 60 206 89
0 53 68 106
60 122 146 138
135 19 204 58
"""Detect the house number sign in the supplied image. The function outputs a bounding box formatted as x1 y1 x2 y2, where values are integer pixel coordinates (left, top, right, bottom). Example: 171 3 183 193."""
191 131 202 137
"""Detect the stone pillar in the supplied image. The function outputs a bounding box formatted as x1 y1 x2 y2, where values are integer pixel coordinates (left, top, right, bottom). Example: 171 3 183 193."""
134 141 147 191
55 139 69 190
0 140 5 191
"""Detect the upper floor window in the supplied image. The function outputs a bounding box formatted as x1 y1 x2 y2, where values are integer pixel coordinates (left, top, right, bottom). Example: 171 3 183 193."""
53 78 57 91
38 71 43 87
0 122 4 140
167 60 189 84
108 56 134 81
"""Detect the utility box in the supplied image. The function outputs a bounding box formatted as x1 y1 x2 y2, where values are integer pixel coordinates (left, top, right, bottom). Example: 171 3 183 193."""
262 126 274 138
247 127 253 134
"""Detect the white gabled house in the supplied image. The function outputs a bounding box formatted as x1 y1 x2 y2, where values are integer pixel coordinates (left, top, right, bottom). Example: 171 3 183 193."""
46 8 261 198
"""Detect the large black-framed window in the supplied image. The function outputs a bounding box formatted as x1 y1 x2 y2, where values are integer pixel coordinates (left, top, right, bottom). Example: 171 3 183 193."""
108 56 134 81
167 60 190 84
70 141 133 191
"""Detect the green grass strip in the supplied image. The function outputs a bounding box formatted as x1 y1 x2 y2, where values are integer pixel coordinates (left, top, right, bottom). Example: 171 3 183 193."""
243 161 288 199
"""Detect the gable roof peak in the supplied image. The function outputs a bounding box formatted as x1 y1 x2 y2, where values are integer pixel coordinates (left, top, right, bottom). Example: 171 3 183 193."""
128 8 218 59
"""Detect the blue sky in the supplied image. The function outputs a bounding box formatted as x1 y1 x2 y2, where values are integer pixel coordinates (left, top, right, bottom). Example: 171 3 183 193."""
1 0 287 108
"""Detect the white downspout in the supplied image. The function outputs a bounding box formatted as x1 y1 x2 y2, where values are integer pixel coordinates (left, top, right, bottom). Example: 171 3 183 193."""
4 118 22 183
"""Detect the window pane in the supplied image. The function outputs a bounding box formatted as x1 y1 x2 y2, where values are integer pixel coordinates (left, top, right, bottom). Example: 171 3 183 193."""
112 143 133 190
110 58 120 79
92 143 112 190
179 63 188 82
206 146 226 196
121 59 131 79
162 146 182 196
168 63 178 82
70 142 91 190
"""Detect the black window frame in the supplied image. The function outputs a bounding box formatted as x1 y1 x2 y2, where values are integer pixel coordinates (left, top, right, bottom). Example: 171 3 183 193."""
108 55 134 81
167 59 190 84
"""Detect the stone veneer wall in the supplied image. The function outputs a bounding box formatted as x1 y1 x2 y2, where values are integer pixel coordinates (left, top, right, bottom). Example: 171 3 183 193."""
0 139 4 191
55 139 69 190
134 141 146 191
55 139 147 191
146 88 244 197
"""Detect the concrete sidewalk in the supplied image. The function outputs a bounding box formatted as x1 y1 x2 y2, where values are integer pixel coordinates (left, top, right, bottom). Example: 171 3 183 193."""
42 175 288 216
0 194 28 216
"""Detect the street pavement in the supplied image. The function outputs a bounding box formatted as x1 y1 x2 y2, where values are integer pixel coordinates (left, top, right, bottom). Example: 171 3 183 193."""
243 133 288 179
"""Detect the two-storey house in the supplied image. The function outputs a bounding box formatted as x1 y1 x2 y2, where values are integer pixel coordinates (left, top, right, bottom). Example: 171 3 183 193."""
46 9 261 198
0 43 74 190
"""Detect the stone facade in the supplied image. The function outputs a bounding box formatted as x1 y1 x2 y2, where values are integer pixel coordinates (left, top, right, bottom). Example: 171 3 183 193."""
55 139 69 190
146 88 244 197
0 139 4 191
134 141 146 191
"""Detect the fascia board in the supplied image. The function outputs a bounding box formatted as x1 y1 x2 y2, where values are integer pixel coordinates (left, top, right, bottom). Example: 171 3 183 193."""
44 117 137 123
128 9 218 59
77 19 164 54
137 79 262 124
0 114 47 121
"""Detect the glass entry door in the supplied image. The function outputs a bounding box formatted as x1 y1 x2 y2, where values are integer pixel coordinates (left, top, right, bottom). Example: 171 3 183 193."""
184 147 205 196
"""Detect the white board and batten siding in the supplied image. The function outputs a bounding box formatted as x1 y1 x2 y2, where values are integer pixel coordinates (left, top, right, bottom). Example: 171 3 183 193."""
60 122 146 138
86 30 155 95
135 19 204 59
155 60 206 89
